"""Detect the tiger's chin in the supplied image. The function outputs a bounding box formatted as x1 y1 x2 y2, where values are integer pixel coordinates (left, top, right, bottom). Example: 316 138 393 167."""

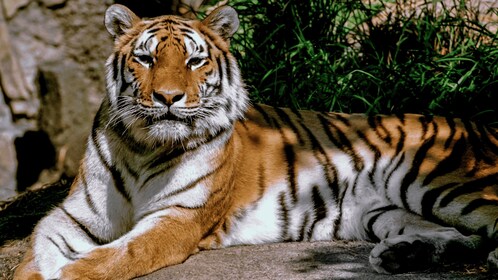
138 119 194 147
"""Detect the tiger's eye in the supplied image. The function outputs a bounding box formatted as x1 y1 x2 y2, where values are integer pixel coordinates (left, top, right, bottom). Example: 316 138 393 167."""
187 57 205 69
136 55 154 65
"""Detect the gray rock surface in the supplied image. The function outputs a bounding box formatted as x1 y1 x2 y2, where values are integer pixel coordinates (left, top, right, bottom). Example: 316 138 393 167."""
137 241 491 280
0 0 110 199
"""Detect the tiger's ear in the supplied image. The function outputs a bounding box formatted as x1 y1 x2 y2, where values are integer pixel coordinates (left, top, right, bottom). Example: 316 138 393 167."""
105 4 139 38
202 6 239 41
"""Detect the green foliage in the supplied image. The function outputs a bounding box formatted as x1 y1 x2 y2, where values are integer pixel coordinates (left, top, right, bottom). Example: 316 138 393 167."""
228 0 498 125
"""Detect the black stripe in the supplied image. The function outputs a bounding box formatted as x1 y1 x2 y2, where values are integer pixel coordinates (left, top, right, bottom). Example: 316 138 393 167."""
223 52 233 85
91 121 131 202
421 182 459 222
464 121 494 164
179 27 195 34
368 116 392 145
119 54 128 93
110 117 149 155
60 207 106 245
350 173 361 199
112 52 120 81
147 27 161 34
356 130 382 191
397 114 406 125
444 117 457 149
146 147 185 173
439 174 498 208
144 20 162 31
275 107 305 145
318 114 364 172
123 160 140 181
257 162 266 200
298 213 310 241
58 233 78 256
477 124 498 155
253 105 298 203
144 128 228 183
395 126 406 155
279 192 290 240
365 205 399 242
284 143 298 204
140 146 231 219
81 175 99 216
384 152 406 191
400 122 438 210
253 104 274 127
333 180 349 239
183 33 195 44
299 121 339 198
422 136 466 186
199 28 228 52
330 113 351 127
420 115 433 140
382 126 406 182
488 127 498 141
216 56 223 84
308 186 328 239
165 157 228 200
461 199 498 215
47 236 76 261
290 106 303 119
100 99 150 155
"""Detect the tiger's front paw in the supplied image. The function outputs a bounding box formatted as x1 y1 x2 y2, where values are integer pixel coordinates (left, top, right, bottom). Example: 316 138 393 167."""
60 248 121 280
369 238 435 274
60 261 107 280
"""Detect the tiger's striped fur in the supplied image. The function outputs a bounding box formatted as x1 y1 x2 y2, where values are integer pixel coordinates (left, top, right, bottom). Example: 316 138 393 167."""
14 4 498 280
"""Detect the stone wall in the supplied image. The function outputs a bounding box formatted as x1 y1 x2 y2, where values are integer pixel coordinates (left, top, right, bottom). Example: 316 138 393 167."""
0 0 212 202
0 0 112 201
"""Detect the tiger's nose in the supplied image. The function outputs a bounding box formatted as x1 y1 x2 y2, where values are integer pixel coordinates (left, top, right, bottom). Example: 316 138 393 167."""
152 91 185 107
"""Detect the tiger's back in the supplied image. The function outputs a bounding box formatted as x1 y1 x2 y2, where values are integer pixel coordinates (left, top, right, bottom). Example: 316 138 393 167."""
14 4 498 280
219 105 498 246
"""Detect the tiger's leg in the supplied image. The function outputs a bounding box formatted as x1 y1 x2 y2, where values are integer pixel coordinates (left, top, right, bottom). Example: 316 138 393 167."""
12 248 43 280
59 209 202 280
14 206 100 279
363 206 486 274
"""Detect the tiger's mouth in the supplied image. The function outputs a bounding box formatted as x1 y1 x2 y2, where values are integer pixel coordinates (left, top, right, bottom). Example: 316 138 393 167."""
143 110 193 126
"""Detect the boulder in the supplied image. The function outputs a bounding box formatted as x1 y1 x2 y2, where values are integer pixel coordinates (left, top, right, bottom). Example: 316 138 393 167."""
37 60 95 177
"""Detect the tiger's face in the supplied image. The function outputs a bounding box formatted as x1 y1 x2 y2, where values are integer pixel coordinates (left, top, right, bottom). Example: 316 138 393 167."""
104 5 248 147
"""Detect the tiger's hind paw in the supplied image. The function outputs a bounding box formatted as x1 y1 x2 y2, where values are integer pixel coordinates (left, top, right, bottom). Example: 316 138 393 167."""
369 238 435 274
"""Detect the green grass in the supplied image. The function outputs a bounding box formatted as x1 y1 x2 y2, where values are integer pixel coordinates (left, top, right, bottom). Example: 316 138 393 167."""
226 0 498 126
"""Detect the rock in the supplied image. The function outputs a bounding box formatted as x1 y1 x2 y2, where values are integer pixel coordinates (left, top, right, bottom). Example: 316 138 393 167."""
9 100 38 118
40 0 67 9
37 60 95 177
13 4 63 46
0 133 17 201
0 3 32 101
0 88 12 129
2 0 31 19
0 93 17 202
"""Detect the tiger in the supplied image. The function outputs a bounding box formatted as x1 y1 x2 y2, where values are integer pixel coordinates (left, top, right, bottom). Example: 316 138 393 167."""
14 4 498 280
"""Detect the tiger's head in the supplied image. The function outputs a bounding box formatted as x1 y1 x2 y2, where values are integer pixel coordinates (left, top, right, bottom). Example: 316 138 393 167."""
103 4 248 148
